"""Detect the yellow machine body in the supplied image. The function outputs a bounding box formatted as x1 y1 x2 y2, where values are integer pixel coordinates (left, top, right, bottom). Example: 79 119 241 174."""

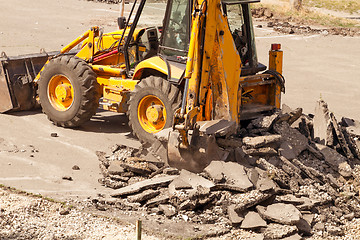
26 0 283 141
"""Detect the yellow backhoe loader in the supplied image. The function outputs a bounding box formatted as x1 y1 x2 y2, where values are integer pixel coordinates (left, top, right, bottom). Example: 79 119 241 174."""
0 0 284 171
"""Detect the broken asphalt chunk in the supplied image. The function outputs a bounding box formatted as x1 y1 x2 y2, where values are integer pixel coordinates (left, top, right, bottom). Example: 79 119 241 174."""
243 135 282 149
120 162 152 175
250 113 279 130
233 190 274 212
313 99 334 145
204 161 253 192
261 203 302 225
111 175 177 197
243 147 278 156
107 161 125 175
240 211 267 229
227 204 244 225
127 189 160 203
316 144 352 177
274 121 309 157
196 119 236 137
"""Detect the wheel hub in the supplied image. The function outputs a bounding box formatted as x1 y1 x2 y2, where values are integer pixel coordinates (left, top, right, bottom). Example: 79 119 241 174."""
137 95 167 133
48 74 74 111
55 84 72 102
146 105 163 123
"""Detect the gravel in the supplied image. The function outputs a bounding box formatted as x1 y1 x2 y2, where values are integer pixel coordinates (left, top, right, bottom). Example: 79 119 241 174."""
0 187 161 240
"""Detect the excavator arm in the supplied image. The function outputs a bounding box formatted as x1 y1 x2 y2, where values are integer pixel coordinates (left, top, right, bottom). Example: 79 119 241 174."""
167 0 285 172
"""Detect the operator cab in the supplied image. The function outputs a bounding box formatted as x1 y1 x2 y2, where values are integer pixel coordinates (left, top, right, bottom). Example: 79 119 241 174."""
158 0 266 75
222 0 266 75
123 0 265 77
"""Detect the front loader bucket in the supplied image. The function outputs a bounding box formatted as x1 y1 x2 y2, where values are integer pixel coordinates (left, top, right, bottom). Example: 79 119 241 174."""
0 51 63 112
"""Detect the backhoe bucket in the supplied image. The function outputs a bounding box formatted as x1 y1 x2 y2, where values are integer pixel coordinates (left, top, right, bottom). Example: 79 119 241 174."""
0 51 59 112
166 130 224 173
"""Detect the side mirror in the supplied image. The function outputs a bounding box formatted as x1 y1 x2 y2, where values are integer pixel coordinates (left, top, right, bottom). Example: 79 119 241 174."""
118 17 126 30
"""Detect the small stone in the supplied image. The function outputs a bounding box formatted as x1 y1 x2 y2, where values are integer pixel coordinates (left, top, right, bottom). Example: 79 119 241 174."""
240 211 266 229
344 212 354 220
72 165 80 170
59 209 70 215
338 162 352 178
296 218 312 235
62 176 73 181
51 133 58 137
95 204 106 211
158 204 176 218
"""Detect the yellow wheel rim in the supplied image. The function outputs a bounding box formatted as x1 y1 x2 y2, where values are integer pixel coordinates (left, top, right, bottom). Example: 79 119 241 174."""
137 95 167 133
47 74 74 111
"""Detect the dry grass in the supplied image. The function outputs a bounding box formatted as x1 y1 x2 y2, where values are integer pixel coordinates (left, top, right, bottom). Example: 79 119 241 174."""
303 0 360 14
252 2 360 29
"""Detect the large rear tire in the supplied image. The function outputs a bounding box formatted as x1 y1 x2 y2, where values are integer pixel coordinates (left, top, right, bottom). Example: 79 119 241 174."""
128 76 181 143
38 56 100 127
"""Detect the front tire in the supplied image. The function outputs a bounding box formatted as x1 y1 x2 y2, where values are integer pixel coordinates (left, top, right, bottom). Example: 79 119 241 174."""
128 76 181 143
38 56 100 127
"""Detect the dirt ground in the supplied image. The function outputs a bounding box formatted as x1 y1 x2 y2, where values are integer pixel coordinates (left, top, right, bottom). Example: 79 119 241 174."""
0 0 359 239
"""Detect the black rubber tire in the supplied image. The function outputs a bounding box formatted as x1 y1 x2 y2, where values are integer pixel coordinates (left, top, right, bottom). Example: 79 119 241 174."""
38 56 101 128
128 76 182 143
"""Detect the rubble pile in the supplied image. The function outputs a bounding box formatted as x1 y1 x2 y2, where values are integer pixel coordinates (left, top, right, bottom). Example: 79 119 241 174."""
96 100 360 239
